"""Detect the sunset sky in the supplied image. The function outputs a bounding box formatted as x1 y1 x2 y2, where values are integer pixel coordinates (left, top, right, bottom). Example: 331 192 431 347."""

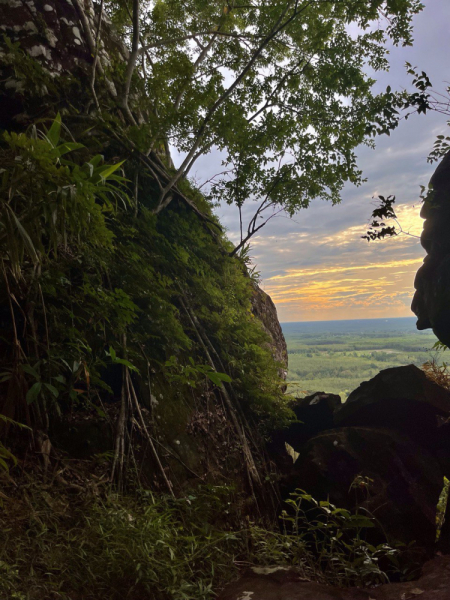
181 3 450 322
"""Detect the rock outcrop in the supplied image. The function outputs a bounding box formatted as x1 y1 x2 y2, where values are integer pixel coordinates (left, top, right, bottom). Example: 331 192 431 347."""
290 427 443 549
274 366 450 552
218 555 450 600
334 365 450 450
412 150 450 346
251 284 288 377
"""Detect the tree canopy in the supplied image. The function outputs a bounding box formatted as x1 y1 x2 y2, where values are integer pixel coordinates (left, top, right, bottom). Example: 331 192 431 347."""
101 0 423 252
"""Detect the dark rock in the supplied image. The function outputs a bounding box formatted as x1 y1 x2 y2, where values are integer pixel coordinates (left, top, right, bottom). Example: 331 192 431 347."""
412 150 450 346
218 555 450 600
288 392 342 449
334 365 450 450
251 284 288 378
288 427 443 550
268 392 341 477
293 392 342 427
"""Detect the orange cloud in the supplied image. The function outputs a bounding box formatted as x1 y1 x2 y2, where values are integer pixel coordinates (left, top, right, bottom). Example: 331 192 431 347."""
263 257 423 322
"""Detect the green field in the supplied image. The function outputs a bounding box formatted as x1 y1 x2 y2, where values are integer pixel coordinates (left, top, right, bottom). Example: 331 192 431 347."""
282 318 440 399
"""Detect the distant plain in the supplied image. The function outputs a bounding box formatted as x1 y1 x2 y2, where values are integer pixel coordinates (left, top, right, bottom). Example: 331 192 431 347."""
282 317 441 399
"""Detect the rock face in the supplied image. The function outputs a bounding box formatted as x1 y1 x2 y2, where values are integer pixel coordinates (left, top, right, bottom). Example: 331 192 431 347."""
268 392 342 479
334 365 450 450
285 392 342 449
0 0 125 130
290 427 443 550
218 555 450 600
412 150 450 346
251 284 288 377
273 366 450 552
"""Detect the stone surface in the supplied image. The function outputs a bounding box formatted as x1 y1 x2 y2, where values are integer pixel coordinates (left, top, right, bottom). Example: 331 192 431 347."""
412 150 450 346
268 392 341 479
287 427 444 550
0 0 122 128
286 392 342 449
334 365 450 450
292 393 342 436
251 284 288 377
218 555 450 599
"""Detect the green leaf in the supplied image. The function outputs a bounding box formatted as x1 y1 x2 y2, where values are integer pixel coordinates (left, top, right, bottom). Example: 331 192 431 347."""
44 383 59 398
21 364 40 380
47 113 62 147
26 382 42 405
5 204 38 263
52 142 84 158
205 370 232 386
97 161 126 180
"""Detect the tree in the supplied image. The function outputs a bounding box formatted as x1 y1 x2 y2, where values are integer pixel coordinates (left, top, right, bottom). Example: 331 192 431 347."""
97 0 423 254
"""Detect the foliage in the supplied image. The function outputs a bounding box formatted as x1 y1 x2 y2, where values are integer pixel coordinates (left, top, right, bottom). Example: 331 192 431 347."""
272 490 402 586
0 480 243 600
422 358 450 390
0 114 288 465
362 195 398 242
365 63 450 238
0 472 407 600
401 64 450 163
165 355 232 387
99 0 424 251
436 476 450 542
0 113 127 278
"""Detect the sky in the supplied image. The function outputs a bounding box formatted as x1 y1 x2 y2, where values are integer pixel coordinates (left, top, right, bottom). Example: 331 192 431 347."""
180 3 450 323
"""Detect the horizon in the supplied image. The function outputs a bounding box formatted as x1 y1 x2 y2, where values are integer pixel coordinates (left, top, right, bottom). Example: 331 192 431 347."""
280 316 417 325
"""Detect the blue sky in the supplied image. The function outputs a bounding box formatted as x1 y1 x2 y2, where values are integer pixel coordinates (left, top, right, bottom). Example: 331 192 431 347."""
183 3 450 322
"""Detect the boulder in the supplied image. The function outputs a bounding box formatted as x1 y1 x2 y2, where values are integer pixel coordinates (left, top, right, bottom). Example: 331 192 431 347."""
287 392 342 449
334 365 450 451
412 150 450 346
268 392 341 476
293 393 341 429
251 284 288 378
218 555 450 600
288 427 444 550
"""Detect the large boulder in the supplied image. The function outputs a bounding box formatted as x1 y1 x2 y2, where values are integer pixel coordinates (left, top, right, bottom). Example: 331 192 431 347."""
0 0 125 129
288 392 342 449
218 555 450 600
251 284 288 378
287 426 444 550
334 365 450 451
412 150 450 346
268 392 341 476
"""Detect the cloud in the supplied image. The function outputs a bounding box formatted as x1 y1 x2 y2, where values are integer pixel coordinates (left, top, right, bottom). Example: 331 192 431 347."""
172 4 450 321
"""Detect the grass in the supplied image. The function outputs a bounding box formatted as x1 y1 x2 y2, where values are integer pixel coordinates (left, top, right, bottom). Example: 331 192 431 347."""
0 462 409 599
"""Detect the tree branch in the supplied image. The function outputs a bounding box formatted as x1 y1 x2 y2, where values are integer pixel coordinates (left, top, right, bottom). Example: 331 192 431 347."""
121 0 140 124
153 0 313 213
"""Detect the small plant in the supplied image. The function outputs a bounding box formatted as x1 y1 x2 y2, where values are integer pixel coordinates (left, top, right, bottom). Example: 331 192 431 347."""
436 476 450 541
165 355 231 388
250 489 402 587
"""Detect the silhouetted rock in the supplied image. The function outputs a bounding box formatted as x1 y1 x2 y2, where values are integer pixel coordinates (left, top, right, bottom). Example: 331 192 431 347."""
218 555 450 600
268 392 342 477
288 392 342 448
412 150 450 346
289 427 443 550
334 365 450 450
